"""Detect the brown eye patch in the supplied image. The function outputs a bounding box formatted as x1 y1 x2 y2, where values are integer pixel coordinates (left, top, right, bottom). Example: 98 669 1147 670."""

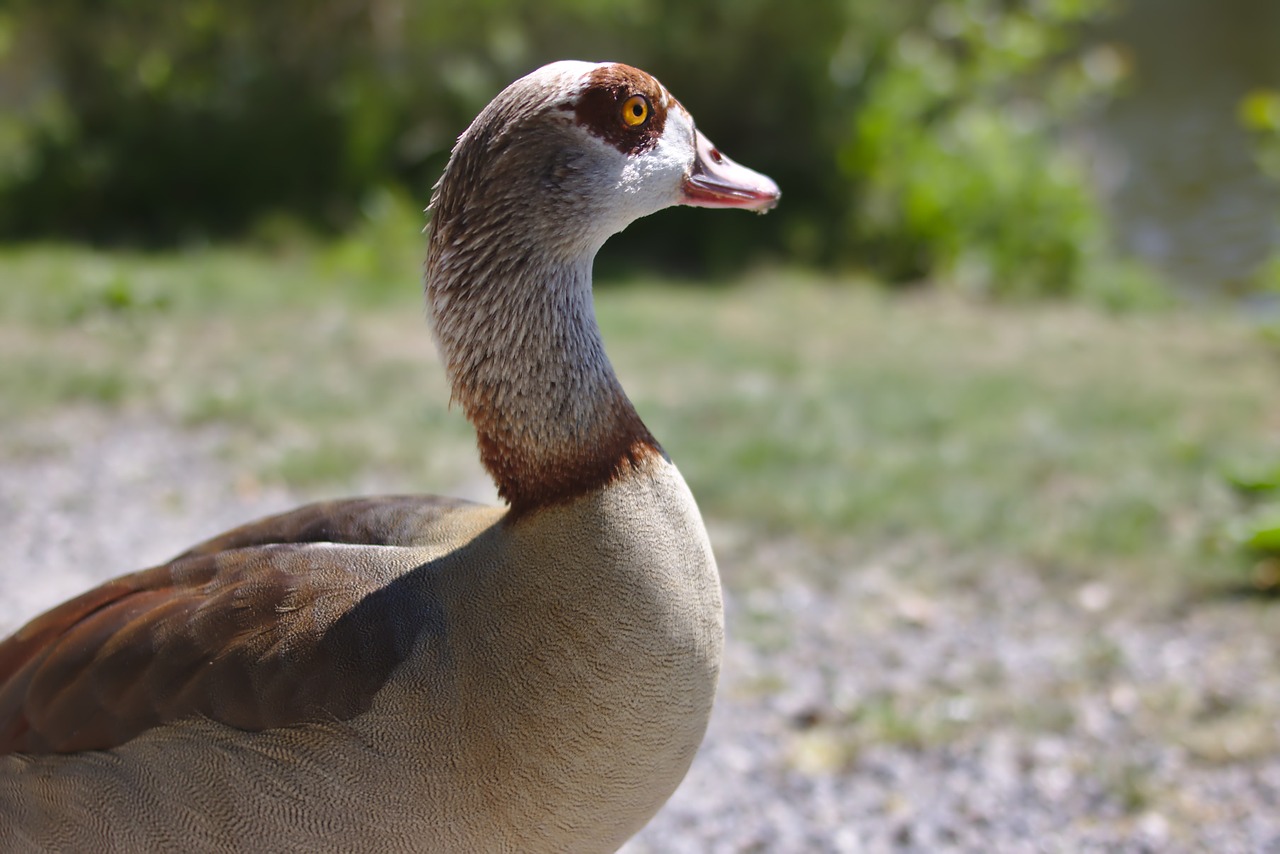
571 64 669 156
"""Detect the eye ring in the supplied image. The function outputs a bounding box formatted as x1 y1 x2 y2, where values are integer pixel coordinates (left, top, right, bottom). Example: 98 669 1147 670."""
621 94 651 128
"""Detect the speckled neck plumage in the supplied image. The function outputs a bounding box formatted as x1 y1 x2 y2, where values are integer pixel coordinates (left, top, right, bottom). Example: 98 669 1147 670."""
422 60 775 517
426 210 662 515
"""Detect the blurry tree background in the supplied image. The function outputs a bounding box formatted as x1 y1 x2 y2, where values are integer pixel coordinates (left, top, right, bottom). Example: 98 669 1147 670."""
0 0 1277 296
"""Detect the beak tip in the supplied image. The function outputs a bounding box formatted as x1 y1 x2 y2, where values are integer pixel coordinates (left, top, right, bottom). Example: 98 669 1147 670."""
681 175 781 212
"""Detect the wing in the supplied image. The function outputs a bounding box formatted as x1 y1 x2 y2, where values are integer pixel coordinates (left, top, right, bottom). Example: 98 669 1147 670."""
174 494 481 556
0 495 487 755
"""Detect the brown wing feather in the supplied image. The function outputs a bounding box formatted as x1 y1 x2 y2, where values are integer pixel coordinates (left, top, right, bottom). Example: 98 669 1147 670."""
175 494 479 557
0 495 478 756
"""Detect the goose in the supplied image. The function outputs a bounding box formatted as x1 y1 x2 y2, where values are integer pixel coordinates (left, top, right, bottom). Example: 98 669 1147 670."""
0 60 779 853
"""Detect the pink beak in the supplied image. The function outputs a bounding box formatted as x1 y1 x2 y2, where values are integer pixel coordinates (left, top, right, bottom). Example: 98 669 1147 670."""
681 130 780 213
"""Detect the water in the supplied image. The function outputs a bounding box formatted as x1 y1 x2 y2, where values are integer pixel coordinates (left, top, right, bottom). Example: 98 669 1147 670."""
1096 0 1280 292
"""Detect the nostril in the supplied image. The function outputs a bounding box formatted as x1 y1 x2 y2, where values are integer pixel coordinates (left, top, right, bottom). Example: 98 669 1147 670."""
710 148 723 165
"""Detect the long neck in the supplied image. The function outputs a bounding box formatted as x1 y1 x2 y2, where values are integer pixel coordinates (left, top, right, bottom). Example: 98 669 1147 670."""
427 248 662 514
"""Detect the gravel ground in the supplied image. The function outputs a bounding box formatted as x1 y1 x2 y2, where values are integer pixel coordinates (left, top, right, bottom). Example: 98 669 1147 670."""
3 413 1278 853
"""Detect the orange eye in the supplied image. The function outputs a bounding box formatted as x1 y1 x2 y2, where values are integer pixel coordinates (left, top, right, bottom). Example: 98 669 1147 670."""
621 94 650 128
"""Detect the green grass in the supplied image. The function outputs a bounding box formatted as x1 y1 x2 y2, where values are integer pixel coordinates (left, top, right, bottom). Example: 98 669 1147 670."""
609 271 1279 587
2 244 1277 589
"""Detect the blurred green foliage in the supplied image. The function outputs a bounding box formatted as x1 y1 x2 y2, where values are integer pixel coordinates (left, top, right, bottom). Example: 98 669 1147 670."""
845 0 1124 295
1240 88 1280 296
1225 460 1280 594
1240 88 1280 181
0 0 1121 292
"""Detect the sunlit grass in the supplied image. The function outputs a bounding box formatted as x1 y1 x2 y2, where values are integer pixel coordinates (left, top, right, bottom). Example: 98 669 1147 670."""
2 244 1277 589
609 271 1279 586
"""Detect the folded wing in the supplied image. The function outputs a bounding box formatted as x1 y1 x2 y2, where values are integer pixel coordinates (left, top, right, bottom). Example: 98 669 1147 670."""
0 495 482 755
